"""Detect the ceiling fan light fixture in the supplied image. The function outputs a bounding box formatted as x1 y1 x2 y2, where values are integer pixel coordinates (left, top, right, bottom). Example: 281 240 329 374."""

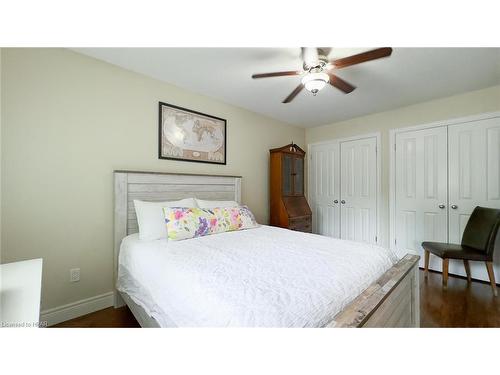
301 72 329 95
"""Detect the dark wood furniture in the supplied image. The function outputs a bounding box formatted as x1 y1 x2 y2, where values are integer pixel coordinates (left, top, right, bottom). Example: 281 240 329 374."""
269 143 312 233
422 206 500 296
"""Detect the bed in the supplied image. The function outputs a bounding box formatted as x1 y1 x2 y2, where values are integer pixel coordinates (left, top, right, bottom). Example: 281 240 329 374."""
114 170 420 327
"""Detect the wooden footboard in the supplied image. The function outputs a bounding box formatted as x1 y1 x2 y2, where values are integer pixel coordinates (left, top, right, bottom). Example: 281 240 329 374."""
327 254 420 328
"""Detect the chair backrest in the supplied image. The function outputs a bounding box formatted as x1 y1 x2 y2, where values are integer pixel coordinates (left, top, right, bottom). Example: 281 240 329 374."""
461 206 500 257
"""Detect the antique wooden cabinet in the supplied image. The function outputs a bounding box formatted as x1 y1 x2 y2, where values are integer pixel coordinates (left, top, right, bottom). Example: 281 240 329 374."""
269 143 312 232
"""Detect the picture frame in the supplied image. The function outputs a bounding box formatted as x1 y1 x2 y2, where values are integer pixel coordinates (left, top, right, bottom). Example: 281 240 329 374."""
158 101 227 165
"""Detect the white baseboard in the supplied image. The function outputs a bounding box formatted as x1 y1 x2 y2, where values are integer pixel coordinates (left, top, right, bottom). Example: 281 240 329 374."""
40 292 114 327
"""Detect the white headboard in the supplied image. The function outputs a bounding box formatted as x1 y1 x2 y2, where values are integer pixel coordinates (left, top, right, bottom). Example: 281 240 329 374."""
113 170 242 307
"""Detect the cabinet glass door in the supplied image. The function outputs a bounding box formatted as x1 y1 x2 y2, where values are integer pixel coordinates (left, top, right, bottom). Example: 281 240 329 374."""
282 154 292 195
293 157 304 195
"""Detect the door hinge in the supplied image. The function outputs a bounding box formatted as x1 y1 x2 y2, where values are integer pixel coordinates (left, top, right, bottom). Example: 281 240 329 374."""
375 236 378 242
394 143 396 151
394 238 397 245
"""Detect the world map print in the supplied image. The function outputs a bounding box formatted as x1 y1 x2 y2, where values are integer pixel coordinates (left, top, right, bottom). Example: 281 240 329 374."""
160 104 226 164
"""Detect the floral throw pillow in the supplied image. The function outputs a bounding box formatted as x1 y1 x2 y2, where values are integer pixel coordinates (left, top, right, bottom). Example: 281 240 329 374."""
163 206 258 241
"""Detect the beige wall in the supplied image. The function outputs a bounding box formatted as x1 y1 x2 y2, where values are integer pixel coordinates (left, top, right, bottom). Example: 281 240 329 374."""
0 48 305 310
306 84 500 247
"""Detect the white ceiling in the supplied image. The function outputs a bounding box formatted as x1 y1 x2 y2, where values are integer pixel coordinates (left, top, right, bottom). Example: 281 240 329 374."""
72 48 500 128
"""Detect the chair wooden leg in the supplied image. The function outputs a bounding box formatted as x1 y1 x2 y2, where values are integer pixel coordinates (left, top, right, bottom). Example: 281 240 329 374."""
463 260 471 283
485 261 498 297
442 259 449 289
424 250 430 278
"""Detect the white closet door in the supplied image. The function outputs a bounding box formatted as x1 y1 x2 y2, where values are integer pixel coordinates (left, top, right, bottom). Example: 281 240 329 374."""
448 117 500 280
309 143 340 237
395 127 448 266
340 137 377 244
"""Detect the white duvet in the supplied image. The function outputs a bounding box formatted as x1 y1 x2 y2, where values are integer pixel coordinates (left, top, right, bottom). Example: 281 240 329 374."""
117 225 399 327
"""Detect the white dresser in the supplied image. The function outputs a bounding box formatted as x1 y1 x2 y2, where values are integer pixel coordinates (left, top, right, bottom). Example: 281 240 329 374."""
0 259 43 328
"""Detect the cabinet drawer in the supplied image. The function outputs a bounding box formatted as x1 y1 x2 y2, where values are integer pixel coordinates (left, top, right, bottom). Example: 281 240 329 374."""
289 216 311 225
289 216 312 232
290 225 312 233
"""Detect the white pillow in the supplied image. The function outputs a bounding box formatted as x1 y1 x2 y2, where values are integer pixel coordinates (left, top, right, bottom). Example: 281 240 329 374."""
195 199 239 208
134 198 197 240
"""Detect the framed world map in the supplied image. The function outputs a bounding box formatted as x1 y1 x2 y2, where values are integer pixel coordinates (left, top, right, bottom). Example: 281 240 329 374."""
158 102 226 164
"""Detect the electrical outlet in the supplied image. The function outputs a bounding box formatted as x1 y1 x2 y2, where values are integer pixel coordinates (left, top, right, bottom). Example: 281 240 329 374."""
70 268 80 282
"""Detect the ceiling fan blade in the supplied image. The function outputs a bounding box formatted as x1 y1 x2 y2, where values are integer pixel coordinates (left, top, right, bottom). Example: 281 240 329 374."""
282 84 304 103
327 73 356 94
252 71 301 79
316 47 331 58
332 47 393 69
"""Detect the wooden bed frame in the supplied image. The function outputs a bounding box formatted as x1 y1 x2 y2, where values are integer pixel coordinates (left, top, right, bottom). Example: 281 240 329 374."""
114 170 420 328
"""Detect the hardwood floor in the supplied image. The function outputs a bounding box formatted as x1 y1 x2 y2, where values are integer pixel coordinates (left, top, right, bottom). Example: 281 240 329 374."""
53 270 500 328
53 306 140 328
420 269 500 327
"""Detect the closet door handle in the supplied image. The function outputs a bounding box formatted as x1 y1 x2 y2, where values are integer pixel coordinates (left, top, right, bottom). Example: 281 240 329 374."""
451 205 458 209
438 204 445 209
333 200 339 204
341 200 346 204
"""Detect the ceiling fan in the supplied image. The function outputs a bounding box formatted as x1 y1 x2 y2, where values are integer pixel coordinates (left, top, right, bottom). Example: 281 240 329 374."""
251 47 393 103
